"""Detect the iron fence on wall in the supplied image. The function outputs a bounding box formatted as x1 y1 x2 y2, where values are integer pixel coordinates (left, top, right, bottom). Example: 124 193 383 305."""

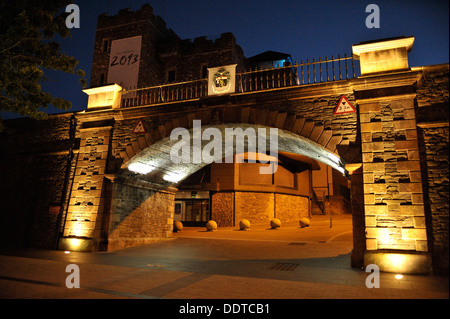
121 54 357 108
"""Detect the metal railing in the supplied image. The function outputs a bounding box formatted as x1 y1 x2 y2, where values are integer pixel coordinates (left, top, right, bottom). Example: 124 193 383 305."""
121 78 208 107
120 54 357 108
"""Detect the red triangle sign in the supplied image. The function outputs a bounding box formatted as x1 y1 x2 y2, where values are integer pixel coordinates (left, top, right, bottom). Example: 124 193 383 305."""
132 120 146 133
334 95 356 115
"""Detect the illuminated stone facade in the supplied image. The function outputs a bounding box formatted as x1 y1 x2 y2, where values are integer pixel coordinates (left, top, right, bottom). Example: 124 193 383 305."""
0 6 448 276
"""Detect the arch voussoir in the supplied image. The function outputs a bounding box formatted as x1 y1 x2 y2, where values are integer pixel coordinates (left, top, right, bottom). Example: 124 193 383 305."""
118 105 341 168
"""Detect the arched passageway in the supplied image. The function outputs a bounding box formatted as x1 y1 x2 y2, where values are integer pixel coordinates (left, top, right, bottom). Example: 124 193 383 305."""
121 123 347 187
105 123 352 251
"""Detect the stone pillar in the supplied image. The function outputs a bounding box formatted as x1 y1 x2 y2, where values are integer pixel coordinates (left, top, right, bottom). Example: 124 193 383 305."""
59 125 113 251
352 37 432 274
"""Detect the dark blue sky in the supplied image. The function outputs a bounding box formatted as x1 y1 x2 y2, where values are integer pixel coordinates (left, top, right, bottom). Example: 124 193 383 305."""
5 0 449 118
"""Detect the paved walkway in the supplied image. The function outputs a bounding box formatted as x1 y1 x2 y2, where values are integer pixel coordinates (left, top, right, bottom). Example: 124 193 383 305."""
0 215 448 302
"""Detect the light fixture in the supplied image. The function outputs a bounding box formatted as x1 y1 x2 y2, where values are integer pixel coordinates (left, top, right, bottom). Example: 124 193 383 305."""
67 238 83 250
163 171 185 183
128 162 155 175
64 251 71 254
395 274 404 280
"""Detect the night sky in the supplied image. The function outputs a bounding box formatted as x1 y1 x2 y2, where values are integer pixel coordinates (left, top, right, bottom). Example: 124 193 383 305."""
4 0 449 118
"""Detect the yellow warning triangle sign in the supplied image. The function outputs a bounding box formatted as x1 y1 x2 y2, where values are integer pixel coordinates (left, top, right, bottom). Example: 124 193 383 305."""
334 95 356 115
132 120 146 133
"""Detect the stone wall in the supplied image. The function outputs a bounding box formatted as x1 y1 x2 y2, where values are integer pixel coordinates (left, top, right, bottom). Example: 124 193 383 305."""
107 180 175 250
275 193 309 221
158 32 246 82
415 64 449 275
418 124 449 275
415 64 449 109
0 114 77 250
208 191 311 227
0 153 74 249
325 195 351 216
234 192 275 225
211 192 234 227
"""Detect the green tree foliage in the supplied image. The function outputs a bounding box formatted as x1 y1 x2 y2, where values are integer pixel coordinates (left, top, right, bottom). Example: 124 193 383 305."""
0 0 86 131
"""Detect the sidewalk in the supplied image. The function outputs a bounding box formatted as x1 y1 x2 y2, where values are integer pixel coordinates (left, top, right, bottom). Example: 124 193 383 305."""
0 215 448 300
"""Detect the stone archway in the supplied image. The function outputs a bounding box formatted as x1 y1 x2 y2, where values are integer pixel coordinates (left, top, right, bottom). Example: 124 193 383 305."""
117 106 360 168
50 36 444 275
122 122 347 185
104 122 352 251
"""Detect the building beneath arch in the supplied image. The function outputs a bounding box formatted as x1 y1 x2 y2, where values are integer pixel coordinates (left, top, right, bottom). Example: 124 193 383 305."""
0 4 448 276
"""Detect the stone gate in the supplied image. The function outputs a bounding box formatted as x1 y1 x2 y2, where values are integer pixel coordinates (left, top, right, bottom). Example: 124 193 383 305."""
0 5 448 276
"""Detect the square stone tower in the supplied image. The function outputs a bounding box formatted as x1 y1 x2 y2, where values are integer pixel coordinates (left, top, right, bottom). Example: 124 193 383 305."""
90 4 177 89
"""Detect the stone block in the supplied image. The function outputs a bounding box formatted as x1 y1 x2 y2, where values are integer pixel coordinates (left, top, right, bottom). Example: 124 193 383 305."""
402 228 427 240
390 99 415 110
300 121 315 138
361 132 372 143
275 112 287 129
399 205 425 216
309 125 324 142
291 117 305 134
317 129 332 147
364 250 432 274
363 173 374 183
407 150 420 160
405 129 418 139
265 110 278 127
413 216 426 228
282 114 296 131
360 113 371 123
415 240 428 252
363 162 385 172
362 141 384 152
59 237 94 252
365 216 377 227
403 109 416 119
409 171 422 183
361 122 382 132
393 119 416 131
131 141 142 154
366 227 389 239
362 153 373 163
364 194 375 204
398 183 423 193
397 160 420 172
364 183 387 194
411 193 424 204
394 140 418 151
365 204 388 215
366 238 378 250
325 134 343 152
359 103 381 113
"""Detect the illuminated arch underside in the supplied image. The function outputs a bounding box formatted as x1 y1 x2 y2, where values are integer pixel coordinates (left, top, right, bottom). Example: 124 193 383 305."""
119 124 347 189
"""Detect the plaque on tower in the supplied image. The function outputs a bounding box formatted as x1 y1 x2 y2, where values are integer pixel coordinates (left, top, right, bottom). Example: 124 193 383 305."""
207 64 237 96
107 36 142 96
